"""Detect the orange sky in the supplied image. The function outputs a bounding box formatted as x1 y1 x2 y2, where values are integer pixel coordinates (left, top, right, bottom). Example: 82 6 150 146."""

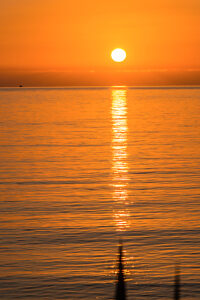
0 0 200 86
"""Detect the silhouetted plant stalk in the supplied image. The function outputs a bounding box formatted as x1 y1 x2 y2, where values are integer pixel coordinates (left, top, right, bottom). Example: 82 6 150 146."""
174 265 180 300
114 244 181 300
115 242 126 300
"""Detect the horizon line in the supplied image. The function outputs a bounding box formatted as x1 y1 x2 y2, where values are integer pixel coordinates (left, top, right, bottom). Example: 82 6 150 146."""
0 85 200 90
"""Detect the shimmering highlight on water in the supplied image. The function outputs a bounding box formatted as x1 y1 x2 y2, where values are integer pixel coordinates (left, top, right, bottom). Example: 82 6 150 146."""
112 89 130 232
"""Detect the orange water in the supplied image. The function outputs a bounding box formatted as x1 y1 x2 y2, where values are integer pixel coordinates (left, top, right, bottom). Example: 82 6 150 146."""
0 87 199 299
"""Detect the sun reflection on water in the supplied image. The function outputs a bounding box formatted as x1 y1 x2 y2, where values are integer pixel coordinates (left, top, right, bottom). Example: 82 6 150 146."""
112 88 130 232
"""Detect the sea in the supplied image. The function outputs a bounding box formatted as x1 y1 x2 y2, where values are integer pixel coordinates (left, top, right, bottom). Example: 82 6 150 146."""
0 87 199 299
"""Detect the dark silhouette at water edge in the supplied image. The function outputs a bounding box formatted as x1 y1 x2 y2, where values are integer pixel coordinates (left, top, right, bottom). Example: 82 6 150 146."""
114 243 181 300
174 265 180 300
115 242 126 300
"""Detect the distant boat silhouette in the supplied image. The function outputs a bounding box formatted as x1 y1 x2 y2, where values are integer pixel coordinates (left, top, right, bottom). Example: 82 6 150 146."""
115 242 126 300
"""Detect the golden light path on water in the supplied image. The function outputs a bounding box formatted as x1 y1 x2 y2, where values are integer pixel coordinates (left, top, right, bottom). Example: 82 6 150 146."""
112 88 130 232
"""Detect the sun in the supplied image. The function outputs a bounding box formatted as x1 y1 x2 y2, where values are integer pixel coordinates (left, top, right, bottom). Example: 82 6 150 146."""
111 48 126 62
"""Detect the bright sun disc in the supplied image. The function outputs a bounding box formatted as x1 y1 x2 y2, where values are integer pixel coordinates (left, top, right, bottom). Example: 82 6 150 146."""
111 48 126 62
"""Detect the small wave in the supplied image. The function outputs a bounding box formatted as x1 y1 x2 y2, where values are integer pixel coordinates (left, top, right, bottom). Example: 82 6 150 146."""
0 179 99 185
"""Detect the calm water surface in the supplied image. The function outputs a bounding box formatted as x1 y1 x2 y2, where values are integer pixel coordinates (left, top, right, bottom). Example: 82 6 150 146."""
0 87 199 299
